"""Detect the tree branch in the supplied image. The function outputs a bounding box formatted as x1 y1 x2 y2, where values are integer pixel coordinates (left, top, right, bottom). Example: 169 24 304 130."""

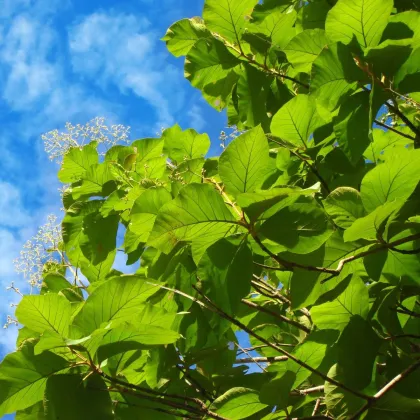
235 356 288 364
349 358 420 419
242 299 311 334
374 119 416 141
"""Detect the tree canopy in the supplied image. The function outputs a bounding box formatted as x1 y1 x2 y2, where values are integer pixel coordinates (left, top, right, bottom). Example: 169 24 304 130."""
2 0 420 419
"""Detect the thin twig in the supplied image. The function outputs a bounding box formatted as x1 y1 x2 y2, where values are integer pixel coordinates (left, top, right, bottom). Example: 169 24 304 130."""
374 119 416 141
242 299 311 334
234 342 270 372
235 355 288 364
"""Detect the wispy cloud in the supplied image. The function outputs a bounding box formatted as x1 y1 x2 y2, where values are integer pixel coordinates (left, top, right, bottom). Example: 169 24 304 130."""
68 11 186 129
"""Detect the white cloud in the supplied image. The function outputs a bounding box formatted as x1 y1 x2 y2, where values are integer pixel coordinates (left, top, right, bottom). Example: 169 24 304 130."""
187 104 206 132
68 11 185 129
0 182 31 228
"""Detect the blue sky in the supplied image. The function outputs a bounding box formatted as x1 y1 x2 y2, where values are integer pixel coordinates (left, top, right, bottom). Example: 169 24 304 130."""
0 0 228 369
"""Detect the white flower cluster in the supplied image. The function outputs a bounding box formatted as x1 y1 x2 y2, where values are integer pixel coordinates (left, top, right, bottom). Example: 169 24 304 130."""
219 126 243 149
13 215 62 290
42 117 131 163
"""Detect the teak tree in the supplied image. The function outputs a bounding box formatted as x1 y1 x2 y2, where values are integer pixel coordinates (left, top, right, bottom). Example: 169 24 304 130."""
2 0 420 419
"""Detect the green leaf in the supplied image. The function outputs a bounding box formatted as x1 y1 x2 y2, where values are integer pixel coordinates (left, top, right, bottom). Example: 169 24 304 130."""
364 128 410 163
45 374 113 420
360 149 420 213
71 163 115 199
324 187 366 229
296 0 330 31
336 316 381 389
237 184 321 223
311 277 369 330
148 183 242 255
58 142 98 183
162 124 210 163
382 10 420 41
72 275 159 334
124 187 172 252
325 0 394 48
343 200 403 242
15 294 71 336
0 343 68 416
261 330 337 405
284 29 328 73
16 402 44 420
213 387 268 420
311 42 365 111
163 17 210 57
394 46 420 92
94 323 180 360
203 0 258 43
197 237 253 315
364 391 420 419
185 38 240 110
259 202 334 254
249 6 297 48
235 64 271 129
63 201 117 282
333 91 373 164
271 94 324 149
219 125 272 196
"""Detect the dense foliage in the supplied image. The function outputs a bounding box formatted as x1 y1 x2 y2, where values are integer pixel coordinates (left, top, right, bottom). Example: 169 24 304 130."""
2 0 420 418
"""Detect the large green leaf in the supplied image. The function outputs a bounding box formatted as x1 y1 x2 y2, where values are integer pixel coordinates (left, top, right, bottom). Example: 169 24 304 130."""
296 0 330 31
63 201 117 282
249 6 297 48
336 316 381 389
203 0 258 43
71 163 115 199
162 124 210 163
219 125 272 196
148 183 242 255
72 275 159 334
237 184 321 223
45 374 113 420
0 343 68 416
124 187 172 252
364 128 410 163
197 237 252 315
324 187 366 229
360 149 420 213
259 202 334 254
163 17 210 57
326 0 394 48
311 42 365 111
343 200 403 242
311 277 369 330
333 91 373 164
15 294 71 336
271 94 324 149
185 38 240 110
58 142 98 183
284 29 328 73
213 387 268 420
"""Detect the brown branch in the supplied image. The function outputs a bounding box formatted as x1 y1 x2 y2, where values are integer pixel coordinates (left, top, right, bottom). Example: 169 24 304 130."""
237 344 295 353
312 398 322 416
374 119 416 141
235 356 288 364
389 246 420 255
292 385 325 396
242 299 311 334
349 358 420 419
385 334 420 341
386 99 420 139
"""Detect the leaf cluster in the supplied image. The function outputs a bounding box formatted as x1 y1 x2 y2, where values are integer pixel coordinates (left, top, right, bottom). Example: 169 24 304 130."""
2 0 420 419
